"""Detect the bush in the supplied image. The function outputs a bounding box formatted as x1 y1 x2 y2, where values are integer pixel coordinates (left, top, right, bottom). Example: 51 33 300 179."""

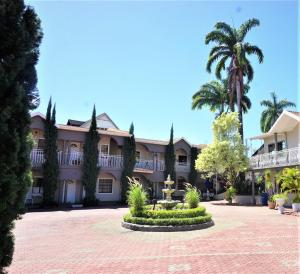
127 178 148 217
184 183 200 209
225 186 236 202
143 206 206 219
123 213 212 226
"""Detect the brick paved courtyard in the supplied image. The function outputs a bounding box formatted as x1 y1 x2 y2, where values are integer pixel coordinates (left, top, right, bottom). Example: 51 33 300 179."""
7 201 300 274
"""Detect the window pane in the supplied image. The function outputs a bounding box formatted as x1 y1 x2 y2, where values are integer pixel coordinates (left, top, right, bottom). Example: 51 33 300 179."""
101 145 109 155
98 179 113 193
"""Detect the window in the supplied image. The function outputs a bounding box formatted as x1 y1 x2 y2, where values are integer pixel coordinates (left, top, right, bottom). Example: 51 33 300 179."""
98 178 113 193
268 141 283 153
100 144 109 155
32 177 43 194
135 151 141 161
178 155 188 165
177 178 186 190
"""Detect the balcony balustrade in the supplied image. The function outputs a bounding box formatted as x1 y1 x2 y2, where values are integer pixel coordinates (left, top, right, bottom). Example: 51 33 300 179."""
250 147 300 170
30 149 165 171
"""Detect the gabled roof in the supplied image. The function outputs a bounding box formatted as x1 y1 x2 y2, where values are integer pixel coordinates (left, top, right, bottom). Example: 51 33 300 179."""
31 112 46 119
67 119 85 127
80 113 119 129
250 110 300 140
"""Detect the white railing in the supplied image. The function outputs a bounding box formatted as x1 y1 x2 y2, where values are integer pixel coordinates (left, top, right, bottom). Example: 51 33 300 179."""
250 147 300 169
135 159 154 170
175 162 190 172
30 149 45 167
98 154 123 168
31 149 166 171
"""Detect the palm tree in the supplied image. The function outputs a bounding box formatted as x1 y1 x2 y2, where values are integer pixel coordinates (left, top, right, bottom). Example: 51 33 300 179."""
205 18 264 140
260 92 296 132
192 79 251 118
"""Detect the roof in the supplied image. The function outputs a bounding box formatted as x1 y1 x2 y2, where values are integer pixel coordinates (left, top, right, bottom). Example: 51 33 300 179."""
31 112 46 119
67 119 85 127
80 113 119 129
250 110 300 140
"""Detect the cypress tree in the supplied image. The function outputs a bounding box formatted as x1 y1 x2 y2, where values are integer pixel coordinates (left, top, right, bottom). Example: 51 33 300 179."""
0 1 42 269
82 106 100 206
43 99 59 206
121 123 136 203
164 125 176 181
189 147 198 186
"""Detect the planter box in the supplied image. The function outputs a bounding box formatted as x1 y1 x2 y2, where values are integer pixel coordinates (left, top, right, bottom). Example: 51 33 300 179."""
233 195 260 205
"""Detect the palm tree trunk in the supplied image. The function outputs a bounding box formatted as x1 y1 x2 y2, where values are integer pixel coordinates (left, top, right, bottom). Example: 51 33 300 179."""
236 72 244 141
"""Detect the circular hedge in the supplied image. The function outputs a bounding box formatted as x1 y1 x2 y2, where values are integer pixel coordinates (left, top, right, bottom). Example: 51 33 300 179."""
122 205 213 231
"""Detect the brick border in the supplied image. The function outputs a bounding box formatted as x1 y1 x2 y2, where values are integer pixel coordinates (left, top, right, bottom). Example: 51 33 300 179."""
121 220 214 232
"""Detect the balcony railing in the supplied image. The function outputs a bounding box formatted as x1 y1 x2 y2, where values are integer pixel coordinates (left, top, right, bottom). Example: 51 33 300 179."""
175 162 190 172
30 149 165 171
250 147 300 170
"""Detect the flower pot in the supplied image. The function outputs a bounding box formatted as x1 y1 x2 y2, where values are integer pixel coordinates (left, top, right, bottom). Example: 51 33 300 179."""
268 201 276 209
292 203 300 212
275 198 285 207
278 206 285 214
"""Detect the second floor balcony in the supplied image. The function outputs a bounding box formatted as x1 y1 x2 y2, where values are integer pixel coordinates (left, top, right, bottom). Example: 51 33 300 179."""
30 149 165 172
250 147 300 170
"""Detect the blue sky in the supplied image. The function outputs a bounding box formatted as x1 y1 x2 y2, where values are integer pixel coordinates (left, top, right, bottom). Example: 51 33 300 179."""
27 0 298 149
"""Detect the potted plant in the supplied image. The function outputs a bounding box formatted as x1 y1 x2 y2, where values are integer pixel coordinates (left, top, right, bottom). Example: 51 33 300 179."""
267 195 276 209
272 193 287 214
225 186 236 204
279 168 300 212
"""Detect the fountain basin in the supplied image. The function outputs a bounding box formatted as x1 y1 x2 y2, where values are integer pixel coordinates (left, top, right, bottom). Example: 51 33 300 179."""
157 199 180 210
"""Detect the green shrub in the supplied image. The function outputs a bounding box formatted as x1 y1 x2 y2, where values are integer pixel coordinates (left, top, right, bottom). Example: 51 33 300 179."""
127 178 148 217
184 183 200 209
143 206 206 219
123 213 212 226
225 186 236 202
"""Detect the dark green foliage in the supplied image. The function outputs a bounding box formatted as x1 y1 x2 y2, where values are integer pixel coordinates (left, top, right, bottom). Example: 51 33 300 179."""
121 123 136 203
142 206 206 219
82 106 100 206
43 99 59 206
0 0 42 269
164 125 176 181
260 92 296 132
123 213 212 226
189 147 198 186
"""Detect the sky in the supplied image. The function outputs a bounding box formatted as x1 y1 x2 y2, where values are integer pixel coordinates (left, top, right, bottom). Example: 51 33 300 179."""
27 0 298 150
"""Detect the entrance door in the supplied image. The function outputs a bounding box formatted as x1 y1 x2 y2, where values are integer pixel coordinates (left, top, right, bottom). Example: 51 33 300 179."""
66 180 76 203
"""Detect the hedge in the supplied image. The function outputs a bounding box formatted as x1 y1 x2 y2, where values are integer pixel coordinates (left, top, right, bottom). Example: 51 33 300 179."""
142 206 206 219
123 213 212 226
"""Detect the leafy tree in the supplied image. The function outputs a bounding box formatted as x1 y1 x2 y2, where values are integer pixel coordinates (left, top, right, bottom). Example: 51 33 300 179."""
260 92 296 132
43 99 59 206
195 113 248 186
205 18 263 139
121 123 136 203
82 106 100 206
192 79 251 118
164 125 176 181
0 0 42 269
189 147 198 186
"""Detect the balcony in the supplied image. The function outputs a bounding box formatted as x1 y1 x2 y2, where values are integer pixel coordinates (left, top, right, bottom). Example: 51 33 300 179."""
250 147 300 170
175 162 190 172
30 149 165 171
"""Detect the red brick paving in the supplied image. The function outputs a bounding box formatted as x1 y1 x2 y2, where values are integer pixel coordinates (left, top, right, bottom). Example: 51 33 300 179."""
7 201 300 274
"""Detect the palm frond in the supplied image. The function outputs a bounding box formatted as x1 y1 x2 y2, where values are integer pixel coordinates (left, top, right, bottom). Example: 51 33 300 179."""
244 43 264 63
206 51 230 73
215 55 230 79
244 59 254 83
205 30 232 46
238 18 260 41
277 100 296 109
215 22 236 40
260 99 273 108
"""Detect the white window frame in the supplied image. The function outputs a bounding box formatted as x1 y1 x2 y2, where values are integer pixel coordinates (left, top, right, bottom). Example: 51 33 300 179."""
100 144 110 156
98 178 113 194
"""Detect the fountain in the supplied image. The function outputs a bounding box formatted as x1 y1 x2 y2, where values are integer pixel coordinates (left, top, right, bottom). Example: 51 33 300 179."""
157 175 180 210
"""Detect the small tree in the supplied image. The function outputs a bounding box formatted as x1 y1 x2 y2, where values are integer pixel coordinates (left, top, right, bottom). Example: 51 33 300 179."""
82 106 100 206
121 123 136 203
189 147 198 186
43 99 59 206
164 125 176 181
196 112 248 187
